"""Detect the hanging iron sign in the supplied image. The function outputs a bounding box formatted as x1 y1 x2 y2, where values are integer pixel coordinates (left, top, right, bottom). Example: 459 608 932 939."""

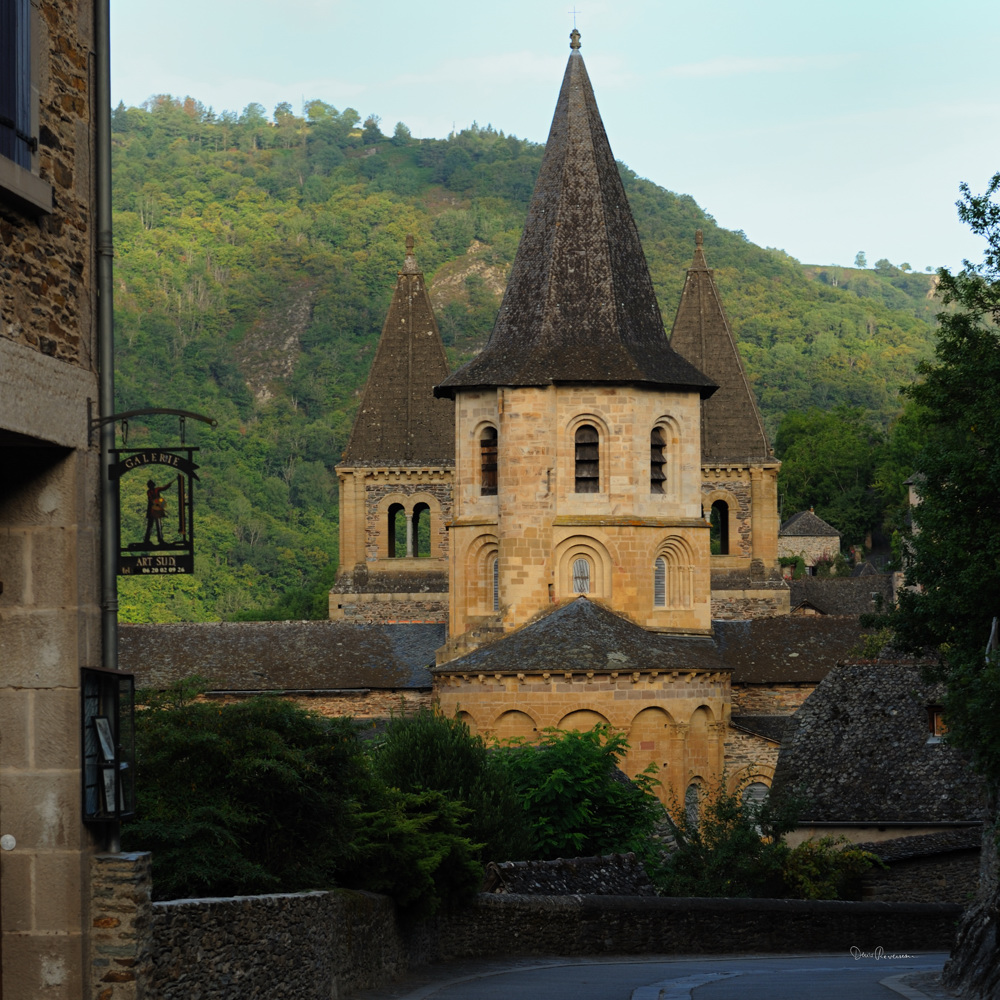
110 447 199 576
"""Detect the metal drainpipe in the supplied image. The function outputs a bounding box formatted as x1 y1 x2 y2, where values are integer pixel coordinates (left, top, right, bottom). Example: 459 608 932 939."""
95 0 116 671
95 0 121 852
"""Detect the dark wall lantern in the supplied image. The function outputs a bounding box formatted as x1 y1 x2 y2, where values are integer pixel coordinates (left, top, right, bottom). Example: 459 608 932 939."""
81 667 136 822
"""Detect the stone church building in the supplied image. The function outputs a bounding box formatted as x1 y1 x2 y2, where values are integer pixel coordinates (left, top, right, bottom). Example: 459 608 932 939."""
332 30 798 806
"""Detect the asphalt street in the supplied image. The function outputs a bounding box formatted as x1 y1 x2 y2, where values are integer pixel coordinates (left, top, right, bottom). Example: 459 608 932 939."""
348 953 959 1000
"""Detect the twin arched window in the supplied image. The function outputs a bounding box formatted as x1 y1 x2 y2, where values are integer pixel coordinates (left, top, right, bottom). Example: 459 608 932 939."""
387 502 431 558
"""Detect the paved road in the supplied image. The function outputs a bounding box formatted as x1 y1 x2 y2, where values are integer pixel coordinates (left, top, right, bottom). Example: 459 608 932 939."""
349 953 958 1000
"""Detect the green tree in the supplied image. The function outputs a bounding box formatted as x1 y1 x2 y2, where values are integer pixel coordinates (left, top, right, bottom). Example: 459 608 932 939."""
854 251 867 268
122 687 367 900
370 709 532 861
496 726 663 860
867 175 1000 997
877 174 1000 781
775 405 886 546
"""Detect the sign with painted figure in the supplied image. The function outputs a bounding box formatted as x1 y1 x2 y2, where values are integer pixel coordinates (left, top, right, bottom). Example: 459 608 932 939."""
110 448 199 575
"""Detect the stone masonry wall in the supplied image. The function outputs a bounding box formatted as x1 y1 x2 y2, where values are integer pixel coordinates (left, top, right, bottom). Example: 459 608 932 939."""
90 853 153 1000
332 595 448 624
702 477 752 557
724 727 779 786
144 890 963 999
731 684 816 716
861 852 980 906
711 592 786 619
0 3 95 363
204 689 432 720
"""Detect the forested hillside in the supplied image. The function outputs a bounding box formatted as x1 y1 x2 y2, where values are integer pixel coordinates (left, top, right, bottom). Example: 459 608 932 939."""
111 96 940 621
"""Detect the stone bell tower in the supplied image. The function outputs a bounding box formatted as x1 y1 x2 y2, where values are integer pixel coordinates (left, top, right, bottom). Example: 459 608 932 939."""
331 237 454 623
434 29 718 654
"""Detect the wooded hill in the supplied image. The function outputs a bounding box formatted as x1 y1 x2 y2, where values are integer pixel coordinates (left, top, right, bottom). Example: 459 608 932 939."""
111 96 940 622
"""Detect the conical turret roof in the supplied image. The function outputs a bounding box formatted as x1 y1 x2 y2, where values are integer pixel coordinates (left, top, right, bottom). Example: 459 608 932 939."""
436 31 715 398
341 237 454 466
668 231 772 463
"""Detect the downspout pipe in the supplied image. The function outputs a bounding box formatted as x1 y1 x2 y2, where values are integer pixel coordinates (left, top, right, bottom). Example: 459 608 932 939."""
95 3 118 678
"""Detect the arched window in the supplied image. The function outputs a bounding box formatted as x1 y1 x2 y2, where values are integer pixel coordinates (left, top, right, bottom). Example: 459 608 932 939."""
480 427 498 496
711 499 729 555
685 782 701 831
650 428 666 494
653 557 666 607
413 502 430 557
491 555 499 612
572 557 591 594
387 503 406 558
574 425 600 493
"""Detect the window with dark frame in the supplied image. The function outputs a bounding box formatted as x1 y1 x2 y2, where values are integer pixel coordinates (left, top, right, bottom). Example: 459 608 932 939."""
480 427 497 496
574 425 600 493
0 0 34 169
928 706 948 740
650 428 666 494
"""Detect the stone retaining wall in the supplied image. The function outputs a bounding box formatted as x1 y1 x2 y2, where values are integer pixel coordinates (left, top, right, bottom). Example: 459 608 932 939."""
145 891 963 999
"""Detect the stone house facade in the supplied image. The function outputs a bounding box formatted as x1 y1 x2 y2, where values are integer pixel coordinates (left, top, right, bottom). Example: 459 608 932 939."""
1 1 112 995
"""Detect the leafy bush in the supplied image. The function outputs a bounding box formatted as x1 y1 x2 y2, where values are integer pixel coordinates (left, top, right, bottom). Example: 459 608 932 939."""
653 783 881 899
369 708 533 862
341 787 483 920
123 684 367 900
782 837 884 900
495 726 663 860
654 782 795 897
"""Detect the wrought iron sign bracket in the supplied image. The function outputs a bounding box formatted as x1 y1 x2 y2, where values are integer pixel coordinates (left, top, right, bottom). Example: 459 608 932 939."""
88 402 217 448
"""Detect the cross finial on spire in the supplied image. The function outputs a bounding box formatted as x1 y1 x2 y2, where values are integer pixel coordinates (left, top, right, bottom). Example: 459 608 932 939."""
570 27 581 49
569 6 581 28
402 234 419 273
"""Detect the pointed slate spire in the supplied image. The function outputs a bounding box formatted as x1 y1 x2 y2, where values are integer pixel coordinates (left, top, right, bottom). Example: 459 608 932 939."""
436 32 715 398
341 236 454 466
669 231 772 463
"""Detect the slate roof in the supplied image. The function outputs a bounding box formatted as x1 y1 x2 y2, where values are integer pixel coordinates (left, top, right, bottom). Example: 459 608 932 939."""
714 616 864 684
340 236 454 466
780 509 841 538
435 32 715 398
668 232 772 463
120 621 443 691
770 661 984 823
854 829 982 864
432 597 723 675
730 715 792 743
790 575 894 616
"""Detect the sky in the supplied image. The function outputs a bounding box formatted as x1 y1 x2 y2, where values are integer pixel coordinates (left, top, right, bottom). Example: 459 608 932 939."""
110 0 1000 272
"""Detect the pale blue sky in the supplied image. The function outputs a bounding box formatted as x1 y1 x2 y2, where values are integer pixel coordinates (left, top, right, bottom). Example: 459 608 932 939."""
111 0 999 271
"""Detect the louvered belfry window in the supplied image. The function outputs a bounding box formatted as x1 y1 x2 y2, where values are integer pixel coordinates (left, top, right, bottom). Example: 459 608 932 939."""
574 425 600 493
0 0 33 169
480 427 498 496
653 557 666 607
572 558 591 594
650 428 666 494
492 556 499 612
